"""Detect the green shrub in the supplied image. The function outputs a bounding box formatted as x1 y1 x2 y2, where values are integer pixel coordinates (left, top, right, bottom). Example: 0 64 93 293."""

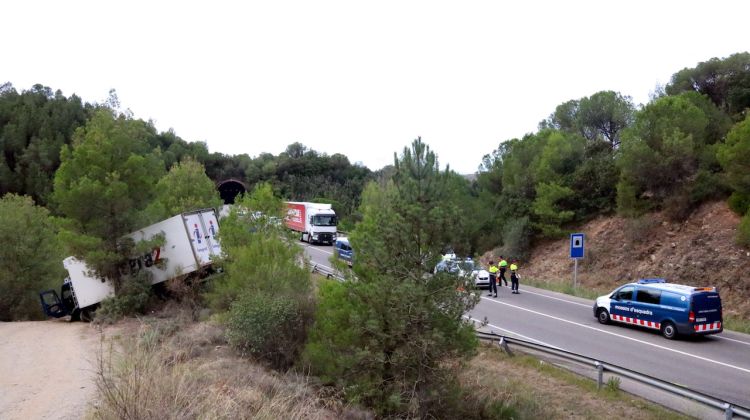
226 291 312 370
728 192 750 215
0 194 64 321
738 210 750 248
624 215 659 245
96 272 153 323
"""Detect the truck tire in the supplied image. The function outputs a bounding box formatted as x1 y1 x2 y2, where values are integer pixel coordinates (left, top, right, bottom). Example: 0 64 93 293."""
70 308 81 322
80 308 94 323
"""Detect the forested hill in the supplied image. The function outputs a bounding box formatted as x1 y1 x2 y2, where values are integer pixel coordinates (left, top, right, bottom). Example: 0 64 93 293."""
1 51 750 268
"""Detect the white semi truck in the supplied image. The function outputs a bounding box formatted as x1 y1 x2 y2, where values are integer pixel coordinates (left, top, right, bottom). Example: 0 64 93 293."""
40 208 221 321
284 201 338 245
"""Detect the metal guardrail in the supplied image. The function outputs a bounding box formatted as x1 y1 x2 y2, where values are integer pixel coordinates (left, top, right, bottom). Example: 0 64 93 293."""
477 331 750 419
309 263 346 282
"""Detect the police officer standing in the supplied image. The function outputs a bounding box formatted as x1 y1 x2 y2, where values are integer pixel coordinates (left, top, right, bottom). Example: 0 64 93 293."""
487 260 498 298
498 256 508 287
510 260 520 294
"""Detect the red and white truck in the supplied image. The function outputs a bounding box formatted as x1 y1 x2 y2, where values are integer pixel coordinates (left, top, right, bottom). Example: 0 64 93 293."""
284 201 338 245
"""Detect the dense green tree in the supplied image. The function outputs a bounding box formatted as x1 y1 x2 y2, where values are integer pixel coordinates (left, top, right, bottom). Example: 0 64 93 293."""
148 158 222 220
52 109 165 286
304 138 479 417
0 194 64 321
0 84 90 204
666 52 750 119
540 91 635 148
718 114 750 247
210 183 313 369
616 92 729 218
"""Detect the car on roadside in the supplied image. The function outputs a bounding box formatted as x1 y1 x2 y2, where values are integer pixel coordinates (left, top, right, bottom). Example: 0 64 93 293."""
434 257 490 288
593 278 723 339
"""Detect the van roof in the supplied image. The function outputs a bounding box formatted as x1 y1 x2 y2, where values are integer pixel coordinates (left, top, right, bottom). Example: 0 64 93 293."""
628 281 716 295
336 237 349 244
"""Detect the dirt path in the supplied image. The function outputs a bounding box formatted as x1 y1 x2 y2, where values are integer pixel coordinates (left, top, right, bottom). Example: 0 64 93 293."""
0 319 99 420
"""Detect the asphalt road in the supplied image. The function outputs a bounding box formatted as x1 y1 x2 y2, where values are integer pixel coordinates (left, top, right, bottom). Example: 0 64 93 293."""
301 242 750 409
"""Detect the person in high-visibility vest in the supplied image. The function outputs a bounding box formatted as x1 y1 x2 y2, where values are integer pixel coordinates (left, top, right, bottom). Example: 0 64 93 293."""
487 261 498 298
510 260 520 294
498 256 509 287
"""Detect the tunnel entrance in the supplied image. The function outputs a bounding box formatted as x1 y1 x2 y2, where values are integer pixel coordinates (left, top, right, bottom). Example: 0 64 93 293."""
217 178 247 204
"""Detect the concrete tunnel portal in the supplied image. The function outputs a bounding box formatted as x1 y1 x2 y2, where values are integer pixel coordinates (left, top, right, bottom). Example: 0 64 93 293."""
217 178 247 204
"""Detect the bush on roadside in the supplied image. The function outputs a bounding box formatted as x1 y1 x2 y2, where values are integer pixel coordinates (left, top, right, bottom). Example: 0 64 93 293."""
624 214 659 245
95 272 153 323
226 291 313 370
0 194 64 321
738 210 750 248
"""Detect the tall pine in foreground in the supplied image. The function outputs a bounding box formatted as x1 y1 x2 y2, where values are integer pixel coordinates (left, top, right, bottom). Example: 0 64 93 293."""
304 137 479 417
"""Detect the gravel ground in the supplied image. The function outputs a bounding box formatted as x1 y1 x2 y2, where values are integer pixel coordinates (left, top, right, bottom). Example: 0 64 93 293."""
0 319 99 420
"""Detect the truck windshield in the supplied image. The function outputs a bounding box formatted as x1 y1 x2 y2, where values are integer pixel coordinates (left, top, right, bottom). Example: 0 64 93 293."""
312 215 338 226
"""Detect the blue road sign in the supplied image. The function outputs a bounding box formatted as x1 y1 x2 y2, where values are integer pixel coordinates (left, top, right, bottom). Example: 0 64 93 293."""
570 233 584 259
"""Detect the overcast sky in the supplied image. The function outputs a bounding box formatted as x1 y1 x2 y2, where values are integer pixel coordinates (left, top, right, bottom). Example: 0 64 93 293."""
3 1 749 174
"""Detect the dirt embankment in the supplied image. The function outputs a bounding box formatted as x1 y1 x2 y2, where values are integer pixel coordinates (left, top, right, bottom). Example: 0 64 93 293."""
0 319 100 420
522 200 750 318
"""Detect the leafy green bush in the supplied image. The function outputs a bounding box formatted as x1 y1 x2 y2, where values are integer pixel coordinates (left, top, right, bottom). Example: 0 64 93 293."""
728 192 750 215
624 215 659 245
0 194 64 321
95 272 153 323
738 210 750 248
226 291 312 370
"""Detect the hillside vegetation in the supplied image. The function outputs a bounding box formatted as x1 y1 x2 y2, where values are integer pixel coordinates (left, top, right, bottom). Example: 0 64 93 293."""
523 200 750 319
1 52 750 417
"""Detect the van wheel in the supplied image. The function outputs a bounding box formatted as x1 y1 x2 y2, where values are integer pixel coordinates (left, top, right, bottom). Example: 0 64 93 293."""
661 321 677 340
597 308 610 324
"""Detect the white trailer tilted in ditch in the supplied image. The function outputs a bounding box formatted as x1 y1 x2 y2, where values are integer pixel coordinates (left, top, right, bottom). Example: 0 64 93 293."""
40 209 221 321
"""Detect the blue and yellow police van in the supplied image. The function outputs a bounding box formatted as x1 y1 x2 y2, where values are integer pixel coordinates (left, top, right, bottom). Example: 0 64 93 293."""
334 237 354 266
593 278 723 339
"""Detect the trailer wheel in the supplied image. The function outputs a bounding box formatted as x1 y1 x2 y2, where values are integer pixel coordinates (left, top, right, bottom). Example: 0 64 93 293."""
70 309 81 322
80 308 94 323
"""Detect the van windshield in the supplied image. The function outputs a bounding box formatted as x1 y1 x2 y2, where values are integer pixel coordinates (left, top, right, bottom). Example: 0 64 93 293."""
312 215 338 226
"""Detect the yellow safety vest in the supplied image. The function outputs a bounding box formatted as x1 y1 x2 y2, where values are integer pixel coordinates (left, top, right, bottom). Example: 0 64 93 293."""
489 265 499 274
499 260 508 268
510 263 518 271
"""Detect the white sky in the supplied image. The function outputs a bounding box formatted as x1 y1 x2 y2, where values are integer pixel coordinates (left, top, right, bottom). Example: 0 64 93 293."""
3 1 749 174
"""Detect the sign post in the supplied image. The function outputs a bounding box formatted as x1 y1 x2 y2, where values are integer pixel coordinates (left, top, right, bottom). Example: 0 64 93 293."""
570 233 584 288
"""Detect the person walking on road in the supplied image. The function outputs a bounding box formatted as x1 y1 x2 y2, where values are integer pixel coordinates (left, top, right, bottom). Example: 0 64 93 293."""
510 260 520 294
498 256 508 287
487 260 498 298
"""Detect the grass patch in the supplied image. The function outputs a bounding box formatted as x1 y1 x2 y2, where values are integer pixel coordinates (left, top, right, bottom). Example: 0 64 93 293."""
723 315 750 334
90 309 366 419
463 344 688 420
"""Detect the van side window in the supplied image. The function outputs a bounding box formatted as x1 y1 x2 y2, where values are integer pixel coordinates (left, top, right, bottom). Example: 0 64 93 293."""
636 288 662 305
660 291 686 308
614 286 634 301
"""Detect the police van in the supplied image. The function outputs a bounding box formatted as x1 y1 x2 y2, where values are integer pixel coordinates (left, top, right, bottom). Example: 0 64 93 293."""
593 278 723 339
334 237 354 266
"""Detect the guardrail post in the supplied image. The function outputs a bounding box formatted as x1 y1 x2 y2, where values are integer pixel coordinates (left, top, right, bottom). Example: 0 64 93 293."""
498 337 513 356
725 403 733 420
595 362 604 389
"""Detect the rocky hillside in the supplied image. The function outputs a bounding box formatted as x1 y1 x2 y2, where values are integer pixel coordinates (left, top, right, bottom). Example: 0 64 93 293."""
522 201 750 319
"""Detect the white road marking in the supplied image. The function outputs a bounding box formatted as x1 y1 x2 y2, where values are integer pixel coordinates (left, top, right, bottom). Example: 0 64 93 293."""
480 296 750 375
520 288 593 308
303 243 334 255
466 316 560 348
715 335 750 346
